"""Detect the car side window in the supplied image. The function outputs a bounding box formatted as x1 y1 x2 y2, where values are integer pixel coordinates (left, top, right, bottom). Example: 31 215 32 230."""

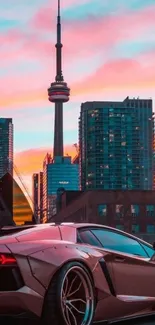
78 230 102 248
91 229 148 258
140 243 154 258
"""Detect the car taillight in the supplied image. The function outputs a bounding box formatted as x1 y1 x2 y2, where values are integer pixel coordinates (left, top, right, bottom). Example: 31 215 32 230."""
0 254 16 265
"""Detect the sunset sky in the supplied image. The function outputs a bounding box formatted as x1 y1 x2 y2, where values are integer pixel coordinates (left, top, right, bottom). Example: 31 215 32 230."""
1 0 155 197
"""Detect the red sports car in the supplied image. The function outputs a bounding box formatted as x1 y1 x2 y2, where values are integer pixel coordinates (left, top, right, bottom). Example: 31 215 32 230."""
0 223 155 325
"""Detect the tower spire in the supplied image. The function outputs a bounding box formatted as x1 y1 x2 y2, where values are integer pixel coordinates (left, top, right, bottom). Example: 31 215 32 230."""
56 0 63 82
58 0 60 17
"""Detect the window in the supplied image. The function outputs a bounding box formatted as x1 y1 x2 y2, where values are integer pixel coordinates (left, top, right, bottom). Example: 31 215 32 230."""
141 243 154 258
147 225 155 233
116 225 124 230
91 229 148 257
78 230 102 248
131 205 139 217
146 205 155 217
98 204 107 217
98 205 107 224
132 224 140 233
115 205 124 220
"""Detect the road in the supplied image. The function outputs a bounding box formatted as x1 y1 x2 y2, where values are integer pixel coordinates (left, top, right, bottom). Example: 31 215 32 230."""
109 314 155 325
1 314 155 325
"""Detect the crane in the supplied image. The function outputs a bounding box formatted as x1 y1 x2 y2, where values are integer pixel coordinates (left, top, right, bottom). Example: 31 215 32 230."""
72 143 79 164
13 163 33 206
73 143 79 154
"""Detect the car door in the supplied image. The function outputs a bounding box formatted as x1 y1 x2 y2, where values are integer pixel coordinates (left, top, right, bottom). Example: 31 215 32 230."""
90 228 155 300
78 228 115 283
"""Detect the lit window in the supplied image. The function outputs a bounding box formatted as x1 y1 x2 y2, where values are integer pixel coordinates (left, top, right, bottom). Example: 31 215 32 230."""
115 205 124 219
131 205 139 217
98 204 107 217
146 205 155 217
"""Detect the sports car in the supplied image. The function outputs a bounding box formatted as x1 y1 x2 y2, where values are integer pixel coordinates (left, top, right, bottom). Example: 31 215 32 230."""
0 222 155 325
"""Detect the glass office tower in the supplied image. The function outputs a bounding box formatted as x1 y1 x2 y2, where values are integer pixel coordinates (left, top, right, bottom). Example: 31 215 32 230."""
0 118 13 178
79 97 154 191
43 155 79 222
0 118 13 221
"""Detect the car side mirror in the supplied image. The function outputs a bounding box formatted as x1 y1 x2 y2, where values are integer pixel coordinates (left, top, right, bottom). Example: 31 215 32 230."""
152 242 155 250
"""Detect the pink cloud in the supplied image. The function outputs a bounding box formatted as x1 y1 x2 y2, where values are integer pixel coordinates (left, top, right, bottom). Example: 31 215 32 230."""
72 51 155 95
1 4 155 68
2 3 155 64
62 5 155 57
1 49 155 109
1 4 155 108
31 0 91 31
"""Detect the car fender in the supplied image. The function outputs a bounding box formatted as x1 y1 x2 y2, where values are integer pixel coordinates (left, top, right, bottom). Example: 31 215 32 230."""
28 242 112 298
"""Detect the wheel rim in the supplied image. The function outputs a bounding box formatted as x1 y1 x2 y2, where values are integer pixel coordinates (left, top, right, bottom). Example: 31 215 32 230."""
60 266 94 325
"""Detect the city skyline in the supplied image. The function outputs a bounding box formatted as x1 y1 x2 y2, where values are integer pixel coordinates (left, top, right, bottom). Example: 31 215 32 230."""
1 0 155 193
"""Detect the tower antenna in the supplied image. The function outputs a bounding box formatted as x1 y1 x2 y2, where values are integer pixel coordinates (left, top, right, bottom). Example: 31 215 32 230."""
56 0 63 82
58 0 60 16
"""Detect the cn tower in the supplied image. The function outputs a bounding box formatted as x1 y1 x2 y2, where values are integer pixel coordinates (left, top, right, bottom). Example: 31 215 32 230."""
48 0 70 157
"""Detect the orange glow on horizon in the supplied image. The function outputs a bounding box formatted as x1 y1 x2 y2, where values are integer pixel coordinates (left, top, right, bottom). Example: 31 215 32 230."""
15 146 77 175
14 146 77 198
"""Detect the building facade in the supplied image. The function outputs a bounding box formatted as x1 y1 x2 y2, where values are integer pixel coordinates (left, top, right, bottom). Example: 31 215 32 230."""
43 154 79 222
79 97 154 191
13 176 33 225
0 118 13 178
0 173 14 226
32 172 44 223
38 172 43 223
53 190 155 243
32 173 38 220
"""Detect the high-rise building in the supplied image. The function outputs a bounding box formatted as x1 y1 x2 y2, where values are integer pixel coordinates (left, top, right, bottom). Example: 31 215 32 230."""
38 172 43 223
79 97 154 191
0 173 14 226
48 0 70 158
32 172 43 223
0 118 13 222
43 155 79 222
32 173 39 219
0 118 13 178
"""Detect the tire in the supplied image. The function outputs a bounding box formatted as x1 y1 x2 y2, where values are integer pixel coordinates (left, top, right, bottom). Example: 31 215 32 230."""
42 261 95 325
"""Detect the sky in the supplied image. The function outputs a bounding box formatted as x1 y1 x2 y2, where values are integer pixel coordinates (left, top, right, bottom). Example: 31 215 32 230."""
1 0 155 198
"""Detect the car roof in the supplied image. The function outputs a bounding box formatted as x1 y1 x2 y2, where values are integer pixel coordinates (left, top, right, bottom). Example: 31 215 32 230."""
60 223 153 248
1 223 153 249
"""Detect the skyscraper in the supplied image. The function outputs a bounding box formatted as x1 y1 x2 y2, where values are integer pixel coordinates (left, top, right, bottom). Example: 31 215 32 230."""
32 172 43 223
79 97 154 191
38 172 43 223
32 173 39 219
48 0 70 158
43 155 79 222
0 118 13 178
42 0 78 222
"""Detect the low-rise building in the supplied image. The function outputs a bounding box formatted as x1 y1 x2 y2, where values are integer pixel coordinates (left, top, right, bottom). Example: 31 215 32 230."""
52 190 155 243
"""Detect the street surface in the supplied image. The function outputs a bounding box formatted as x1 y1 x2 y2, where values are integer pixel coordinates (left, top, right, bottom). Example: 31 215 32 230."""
1 314 155 325
109 314 155 325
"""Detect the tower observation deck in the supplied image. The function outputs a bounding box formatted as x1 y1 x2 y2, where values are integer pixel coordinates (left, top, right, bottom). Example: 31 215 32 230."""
48 0 70 157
